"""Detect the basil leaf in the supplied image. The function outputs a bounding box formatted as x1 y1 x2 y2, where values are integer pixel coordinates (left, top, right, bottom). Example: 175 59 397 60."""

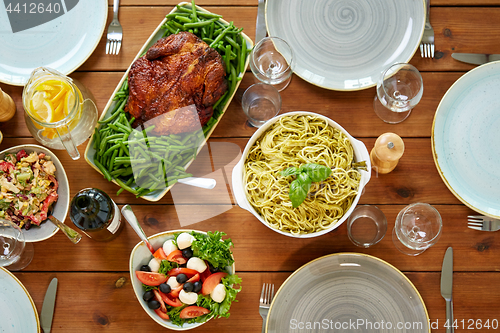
299 163 332 182
280 167 300 177
289 173 311 208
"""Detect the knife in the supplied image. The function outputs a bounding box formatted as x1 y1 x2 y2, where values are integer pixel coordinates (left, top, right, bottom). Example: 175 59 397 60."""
255 0 266 44
452 53 500 65
440 247 454 333
41 278 58 333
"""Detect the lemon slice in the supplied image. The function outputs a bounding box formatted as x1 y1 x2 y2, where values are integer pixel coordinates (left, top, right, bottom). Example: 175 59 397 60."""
64 90 76 117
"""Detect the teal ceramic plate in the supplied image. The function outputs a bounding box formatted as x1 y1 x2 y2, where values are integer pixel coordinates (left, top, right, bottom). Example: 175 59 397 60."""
432 61 500 218
0 267 40 332
266 253 429 333
265 0 425 91
0 0 107 86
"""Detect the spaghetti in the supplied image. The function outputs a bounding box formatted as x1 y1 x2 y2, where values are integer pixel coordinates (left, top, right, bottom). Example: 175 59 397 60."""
244 114 362 235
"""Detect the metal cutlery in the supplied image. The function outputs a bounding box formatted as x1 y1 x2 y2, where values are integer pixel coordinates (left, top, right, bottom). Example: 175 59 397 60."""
440 247 454 333
420 0 435 58
255 0 266 44
48 215 82 244
106 0 123 55
468 215 500 231
121 205 155 254
40 277 58 333
259 283 274 333
452 53 500 65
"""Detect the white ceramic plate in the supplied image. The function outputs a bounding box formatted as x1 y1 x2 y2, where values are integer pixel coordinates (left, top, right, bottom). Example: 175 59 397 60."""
129 229 235 331
0 145 70 242
432 61 500 218
266 253 429 333
231 111 371 238
0 0 107 86
0 267 40 332
265 0 425 91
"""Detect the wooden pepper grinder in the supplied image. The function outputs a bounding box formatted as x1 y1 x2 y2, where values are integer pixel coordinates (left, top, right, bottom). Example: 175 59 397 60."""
370 132 405 174
0 87 16 122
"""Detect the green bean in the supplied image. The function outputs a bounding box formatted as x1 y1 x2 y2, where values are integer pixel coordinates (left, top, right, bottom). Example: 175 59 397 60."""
240 36 247 75
94 159 112 181
175 15 192 23
166 12 190 18
184 18 217 29
109 149 118 170
93 129 100 150
176 5 192 13
115 178 139 195
169 20 185 31
210 24 232 48
224 35 240 51
191 0 197 21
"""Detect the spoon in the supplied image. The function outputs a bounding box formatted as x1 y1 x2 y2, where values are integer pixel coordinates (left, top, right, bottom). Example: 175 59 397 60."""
48 215 82 244
121 204 155 254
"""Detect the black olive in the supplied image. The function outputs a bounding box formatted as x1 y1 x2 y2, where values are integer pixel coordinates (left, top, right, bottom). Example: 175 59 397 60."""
148 300 161 310
176 273 188 284
208 263 220 273
192 281 202 293
143 290 155 302
182 248 193 259
140 265 151 272
159 283 171 294
183 282 194 293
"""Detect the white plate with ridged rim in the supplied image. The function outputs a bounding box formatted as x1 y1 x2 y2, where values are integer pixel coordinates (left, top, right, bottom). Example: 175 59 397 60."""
266 253 429 333
0 267 40 332
0 0 107 86
265 0 426 91
432 61 500 218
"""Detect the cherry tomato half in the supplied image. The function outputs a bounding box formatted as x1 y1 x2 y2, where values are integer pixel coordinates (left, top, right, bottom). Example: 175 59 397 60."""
179 306 210 319
159 290 183 307
135 271 168 286
153 247 168 260
166 250 187 264
167 267 198 277
201 272 227 295
154 308 170 320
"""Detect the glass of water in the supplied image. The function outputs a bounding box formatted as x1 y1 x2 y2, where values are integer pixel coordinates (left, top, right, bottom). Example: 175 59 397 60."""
242 83 281 127
392 203 442 256
0 218 34 271
373 63 423 124
249 37 294 91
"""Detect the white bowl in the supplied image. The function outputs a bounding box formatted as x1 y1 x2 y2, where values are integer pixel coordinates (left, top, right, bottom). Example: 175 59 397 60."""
129 229 235 331
0 144 70 242
231 111 371 238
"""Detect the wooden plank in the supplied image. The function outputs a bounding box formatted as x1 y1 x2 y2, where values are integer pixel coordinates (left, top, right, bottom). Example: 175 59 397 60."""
12 271 500 332
18 203 499 273
0 71 463 139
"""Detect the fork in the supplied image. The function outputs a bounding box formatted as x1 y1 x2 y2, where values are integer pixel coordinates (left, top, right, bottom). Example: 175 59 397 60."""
420 0 435 58
259 283 274 333
468 215 500 231
106 0 123 55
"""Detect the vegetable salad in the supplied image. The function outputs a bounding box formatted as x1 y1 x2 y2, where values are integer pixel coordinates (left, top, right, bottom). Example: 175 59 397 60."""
135 231 242 327
0 150 59 229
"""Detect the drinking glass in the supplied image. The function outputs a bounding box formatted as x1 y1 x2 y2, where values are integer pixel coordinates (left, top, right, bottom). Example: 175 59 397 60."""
0 219 34 271
249 37 294 91
242 83 281 127
347 205 387 248
392 203 442 256
373 63 423 124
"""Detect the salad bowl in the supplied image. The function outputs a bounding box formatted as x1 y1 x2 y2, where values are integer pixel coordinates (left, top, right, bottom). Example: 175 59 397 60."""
129 229 237 330
232 111 371 238
0 144 70 242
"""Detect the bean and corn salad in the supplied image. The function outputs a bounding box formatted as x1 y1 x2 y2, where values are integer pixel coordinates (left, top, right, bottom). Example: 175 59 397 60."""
0 150 59 229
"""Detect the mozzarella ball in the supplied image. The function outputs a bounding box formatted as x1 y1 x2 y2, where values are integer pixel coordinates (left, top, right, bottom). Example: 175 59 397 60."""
179 289 198 305
148 258 161 273
186 257 207 273
162 239 178 256
167 276 181 289
176 232 195 250
211 284 226 303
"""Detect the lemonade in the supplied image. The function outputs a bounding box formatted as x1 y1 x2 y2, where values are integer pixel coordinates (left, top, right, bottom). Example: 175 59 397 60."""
27 78 83 139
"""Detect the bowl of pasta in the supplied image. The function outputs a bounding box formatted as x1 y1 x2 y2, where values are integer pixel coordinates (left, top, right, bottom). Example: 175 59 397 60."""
231 112 371 238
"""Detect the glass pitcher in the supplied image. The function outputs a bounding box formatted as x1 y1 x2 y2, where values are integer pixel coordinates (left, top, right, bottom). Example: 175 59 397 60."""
22 67 98 160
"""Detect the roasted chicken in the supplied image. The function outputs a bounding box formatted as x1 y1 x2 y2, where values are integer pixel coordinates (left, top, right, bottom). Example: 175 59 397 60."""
125 31 228 135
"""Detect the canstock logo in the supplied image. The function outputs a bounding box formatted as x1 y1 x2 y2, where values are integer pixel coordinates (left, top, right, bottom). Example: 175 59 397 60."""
3 0 79 33
171 141 242 226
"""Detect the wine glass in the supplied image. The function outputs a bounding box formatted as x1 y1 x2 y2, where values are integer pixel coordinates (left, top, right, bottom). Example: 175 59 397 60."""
249 37 294 92
373 63 423 124
392 203 442 256
0 219 34 271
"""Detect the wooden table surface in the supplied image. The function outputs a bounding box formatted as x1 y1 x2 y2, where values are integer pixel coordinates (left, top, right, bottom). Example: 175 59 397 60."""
1 0 500 332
